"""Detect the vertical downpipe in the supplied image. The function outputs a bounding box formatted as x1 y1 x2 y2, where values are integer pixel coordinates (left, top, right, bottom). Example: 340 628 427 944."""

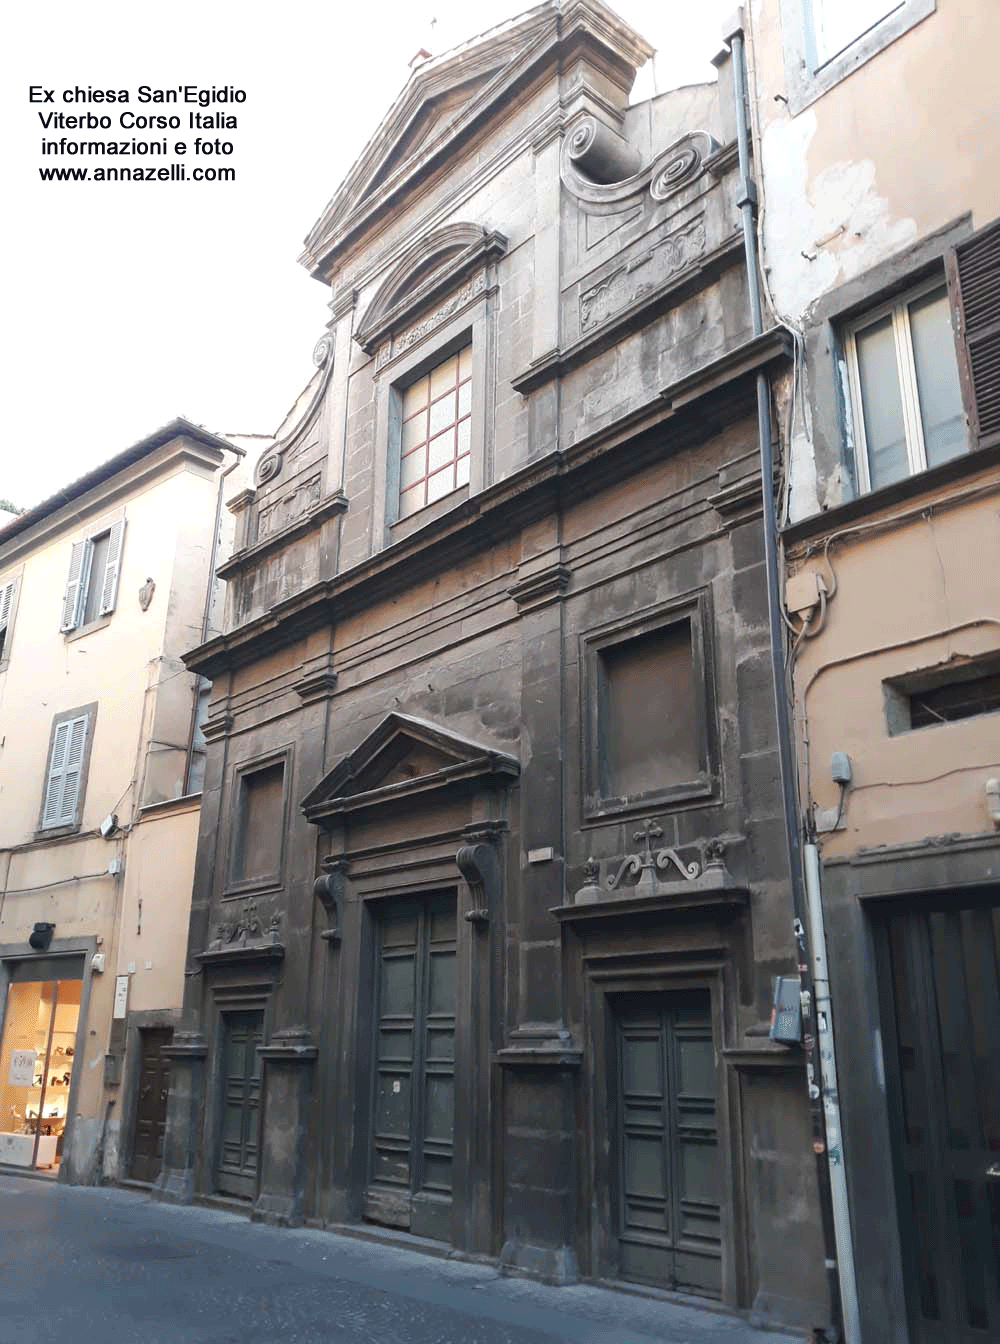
726 18 853 1342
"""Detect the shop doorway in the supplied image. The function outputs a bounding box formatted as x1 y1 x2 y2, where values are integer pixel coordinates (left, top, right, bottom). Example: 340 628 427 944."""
611 990 721 1298
215 1009 263 1199
130 1027 172 1184
366 893 457 1242
0 975 82 1171
877 898 1000 1343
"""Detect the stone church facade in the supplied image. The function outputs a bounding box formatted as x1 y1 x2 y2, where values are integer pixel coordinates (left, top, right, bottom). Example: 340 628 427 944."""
156 2 828 1330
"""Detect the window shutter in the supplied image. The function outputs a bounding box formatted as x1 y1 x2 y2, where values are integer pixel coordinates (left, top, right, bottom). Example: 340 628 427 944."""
948 219 1000 451
99 519 125 615
60 541 87 631
0 579 15 658
42 713 89 828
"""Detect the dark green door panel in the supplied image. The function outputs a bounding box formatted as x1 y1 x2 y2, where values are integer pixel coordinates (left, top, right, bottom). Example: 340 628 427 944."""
216 1010 263 1200
367 894 456 1242
614 991 721 1298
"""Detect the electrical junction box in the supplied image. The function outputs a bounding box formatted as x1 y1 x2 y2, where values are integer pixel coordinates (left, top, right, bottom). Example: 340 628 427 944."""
769 975 802 1043
785 568 822 616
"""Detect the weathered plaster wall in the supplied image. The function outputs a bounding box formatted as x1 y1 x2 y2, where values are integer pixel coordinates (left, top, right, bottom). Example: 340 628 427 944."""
750 0 1000 520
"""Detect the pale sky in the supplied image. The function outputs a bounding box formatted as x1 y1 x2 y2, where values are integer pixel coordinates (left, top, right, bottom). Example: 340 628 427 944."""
1 0 732 511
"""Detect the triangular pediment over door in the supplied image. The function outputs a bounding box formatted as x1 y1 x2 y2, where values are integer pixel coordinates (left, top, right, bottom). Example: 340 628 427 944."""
301 712 519 826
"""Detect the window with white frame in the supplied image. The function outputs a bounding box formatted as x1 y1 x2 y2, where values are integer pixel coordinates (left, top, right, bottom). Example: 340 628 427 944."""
807 0 903 67
40 706 95 831
0 577 17 664
60 519 125 632
843 280 967 494
397 346 472 520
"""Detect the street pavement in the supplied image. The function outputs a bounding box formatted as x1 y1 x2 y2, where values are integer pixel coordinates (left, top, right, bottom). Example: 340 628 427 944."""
0 1172 803 1343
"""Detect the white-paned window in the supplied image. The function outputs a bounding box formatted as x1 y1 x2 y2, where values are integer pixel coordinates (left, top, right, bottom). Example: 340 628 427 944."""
60 519 125 632
41 710 92 830
808 0 903 65
0 578 17 663
844 280 967 494
398 346 472 520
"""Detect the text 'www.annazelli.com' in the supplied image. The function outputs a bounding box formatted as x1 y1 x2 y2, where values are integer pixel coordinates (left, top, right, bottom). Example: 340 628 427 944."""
30 84 245 184
39 164 234 181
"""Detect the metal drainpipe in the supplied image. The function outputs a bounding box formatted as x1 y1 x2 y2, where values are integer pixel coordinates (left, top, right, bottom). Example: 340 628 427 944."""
727 23 847 1343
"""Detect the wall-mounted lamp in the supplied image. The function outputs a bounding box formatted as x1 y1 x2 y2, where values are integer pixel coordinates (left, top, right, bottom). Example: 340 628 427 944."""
29 922 54 951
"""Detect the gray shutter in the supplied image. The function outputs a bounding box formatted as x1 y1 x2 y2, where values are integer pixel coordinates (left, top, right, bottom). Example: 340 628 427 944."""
60 541 86 631
42 713 89 828
0 579 15 653
947 218 1000 450
99 519 125 615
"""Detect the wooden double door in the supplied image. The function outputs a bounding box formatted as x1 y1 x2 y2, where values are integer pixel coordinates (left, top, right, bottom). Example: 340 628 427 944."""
216 1009 263 1199
877 899 1000 1343
612 990 722 1298
130 1027 172 1184
366 893 457 1242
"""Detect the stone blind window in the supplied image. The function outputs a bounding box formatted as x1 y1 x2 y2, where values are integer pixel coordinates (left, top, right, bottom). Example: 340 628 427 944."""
843 279 966 493
599 623 702 802
231 758 285 887
582 599 716 820
398 346 472 520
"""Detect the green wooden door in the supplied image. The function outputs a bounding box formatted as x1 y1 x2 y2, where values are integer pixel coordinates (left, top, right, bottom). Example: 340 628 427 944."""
216 1010 263 1199
614 991 721 1297
878 901 1000 1343
367 894 457 1241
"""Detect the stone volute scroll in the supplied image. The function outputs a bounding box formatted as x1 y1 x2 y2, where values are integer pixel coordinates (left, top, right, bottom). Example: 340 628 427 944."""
455 822 505 927
560 113 719 211
314 858 347 945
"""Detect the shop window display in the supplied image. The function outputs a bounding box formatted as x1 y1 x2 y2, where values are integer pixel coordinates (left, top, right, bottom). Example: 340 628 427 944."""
0 978 81 1170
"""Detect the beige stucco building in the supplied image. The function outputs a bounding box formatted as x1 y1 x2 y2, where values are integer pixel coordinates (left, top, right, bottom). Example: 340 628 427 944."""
741 2 1000 1341
0 420 254 1185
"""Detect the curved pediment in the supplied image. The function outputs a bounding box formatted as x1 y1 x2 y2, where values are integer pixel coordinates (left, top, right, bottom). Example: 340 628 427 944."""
301 712 519 824
354 224 507 355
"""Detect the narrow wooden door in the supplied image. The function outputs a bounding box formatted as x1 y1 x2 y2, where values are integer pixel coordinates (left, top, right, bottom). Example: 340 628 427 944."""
614 991 721 1298
130 1027 172 1184
878 901 1000 1343
216 1010 263 1199
366 894 457 1241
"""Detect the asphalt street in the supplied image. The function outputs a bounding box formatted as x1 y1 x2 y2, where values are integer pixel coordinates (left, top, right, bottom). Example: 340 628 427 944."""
0 1172 802 1343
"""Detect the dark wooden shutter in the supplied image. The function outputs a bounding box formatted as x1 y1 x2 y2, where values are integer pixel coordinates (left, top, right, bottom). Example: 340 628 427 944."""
947 218 1000 450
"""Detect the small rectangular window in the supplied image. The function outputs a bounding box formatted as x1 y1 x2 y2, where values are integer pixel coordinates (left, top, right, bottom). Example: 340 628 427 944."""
397 346 472 520
61 519 125 633
809 0 903 67
844 280 966 493
231 760 285 886
884 656 1000 735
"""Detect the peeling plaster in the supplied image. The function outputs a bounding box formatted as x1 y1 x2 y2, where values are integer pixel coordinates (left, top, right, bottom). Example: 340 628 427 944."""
761 109 918 320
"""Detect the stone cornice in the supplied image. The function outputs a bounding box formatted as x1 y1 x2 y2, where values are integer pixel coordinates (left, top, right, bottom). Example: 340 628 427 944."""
184 336 783 681
511 234 746 395
217 492 348 580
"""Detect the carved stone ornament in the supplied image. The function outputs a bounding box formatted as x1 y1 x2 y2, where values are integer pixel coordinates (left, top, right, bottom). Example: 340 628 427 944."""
605 819 701 900
202 898 284 964
312 333 334 368
579 217 706 332
137 578 155 611
574 856 604 906
255 452 283 487
561 128 717 211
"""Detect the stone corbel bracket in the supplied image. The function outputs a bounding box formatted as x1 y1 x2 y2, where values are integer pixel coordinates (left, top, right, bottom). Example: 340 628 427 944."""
314 858 348 945
560 122 719 213
456 823 505 926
